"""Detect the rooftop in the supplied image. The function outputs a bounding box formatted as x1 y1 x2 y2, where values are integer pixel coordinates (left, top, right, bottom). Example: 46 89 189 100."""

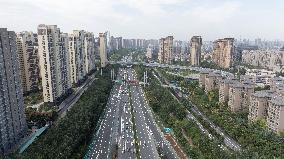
253 90 275 98
270 96 284 106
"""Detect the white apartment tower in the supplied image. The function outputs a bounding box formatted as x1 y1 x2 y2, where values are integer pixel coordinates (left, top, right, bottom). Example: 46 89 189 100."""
37 24 71 104
68 30 86 84
190 36 202 66
84 32 96 74
99 32 108 67
16 31 40 93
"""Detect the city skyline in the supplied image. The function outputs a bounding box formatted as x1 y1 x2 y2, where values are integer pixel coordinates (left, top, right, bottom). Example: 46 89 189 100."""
0 0 284 41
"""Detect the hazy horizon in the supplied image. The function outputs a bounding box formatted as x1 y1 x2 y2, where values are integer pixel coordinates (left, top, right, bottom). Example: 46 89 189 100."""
0 0 283 41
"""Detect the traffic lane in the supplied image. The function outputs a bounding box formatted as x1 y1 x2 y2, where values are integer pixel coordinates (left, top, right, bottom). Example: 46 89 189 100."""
134 86 178 159
91 84 122 159
118 85 136 159
131 86 159 159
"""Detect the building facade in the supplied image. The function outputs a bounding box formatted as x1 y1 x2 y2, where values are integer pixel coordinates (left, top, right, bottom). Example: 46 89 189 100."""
212 38 235 69
84 32 95 74
267 97 284 133
37 24 71 104
158 36 173 64
228 82 254 112
16 31 40 93
0 28 27 153
68 30 86 85
248 90 275 122
190 36 202 66
204 72 222 93
146 44 153 61
99 32 108 67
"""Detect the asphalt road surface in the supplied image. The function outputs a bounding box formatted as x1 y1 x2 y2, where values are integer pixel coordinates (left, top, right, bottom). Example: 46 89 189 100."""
88 68 179 159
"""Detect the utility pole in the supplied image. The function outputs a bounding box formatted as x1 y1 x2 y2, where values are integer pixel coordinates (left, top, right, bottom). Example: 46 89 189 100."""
143 70 148 87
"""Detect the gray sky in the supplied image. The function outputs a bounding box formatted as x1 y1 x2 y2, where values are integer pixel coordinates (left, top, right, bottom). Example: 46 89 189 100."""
0 0 283 41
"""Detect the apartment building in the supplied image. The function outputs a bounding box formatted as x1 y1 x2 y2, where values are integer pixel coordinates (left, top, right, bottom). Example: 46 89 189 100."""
248 90 275 122
204 71 223 93
190 36 202 66
270 77 284 94
60 33 72 92
110 36 123 50
199 69 210 88
84 32 95 74
0 28 27 153
69 30 86 84
16 31 40 93
37 24 71 104
99 32 108 67
242 50 284 72
212 38 235 69
146 44 153 61
158 36 173 64
219 78 237 104
228 82 254 112
267 97 284 133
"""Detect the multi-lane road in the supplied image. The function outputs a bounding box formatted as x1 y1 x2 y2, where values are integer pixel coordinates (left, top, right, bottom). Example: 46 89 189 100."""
87 67 179 159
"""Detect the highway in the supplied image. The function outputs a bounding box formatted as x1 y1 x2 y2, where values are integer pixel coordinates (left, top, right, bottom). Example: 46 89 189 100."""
87 67 179 159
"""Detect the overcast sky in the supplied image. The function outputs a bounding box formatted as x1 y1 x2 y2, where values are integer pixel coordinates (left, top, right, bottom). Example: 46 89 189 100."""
0 0 283 41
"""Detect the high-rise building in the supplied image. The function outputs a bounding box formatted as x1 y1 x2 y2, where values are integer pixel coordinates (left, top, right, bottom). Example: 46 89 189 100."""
0 28 27 153
60 33 72 92
37 24 71 104
212 38 235 69
99 32 108 67
146 44 153 61
84 32 96 74
158 36 173 64
16 31 40 93
69 30 86 84
190 36 202 66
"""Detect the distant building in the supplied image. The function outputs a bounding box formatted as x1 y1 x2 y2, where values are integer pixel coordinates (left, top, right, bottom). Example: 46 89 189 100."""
37 24 72 104
146 44 153 61
190 36 202 66
110 36 123 50
212 38 235 69
0 28 27 153
242 50 284 72
16 31 40 93
158 36 173 64
99 32 108 67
